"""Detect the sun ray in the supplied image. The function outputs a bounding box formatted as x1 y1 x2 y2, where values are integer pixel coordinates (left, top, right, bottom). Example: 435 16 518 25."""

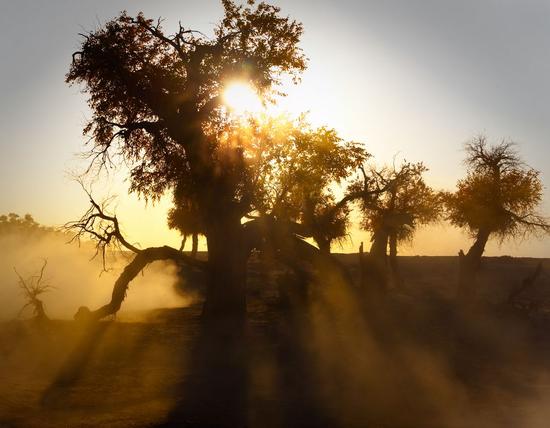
223 81 262 115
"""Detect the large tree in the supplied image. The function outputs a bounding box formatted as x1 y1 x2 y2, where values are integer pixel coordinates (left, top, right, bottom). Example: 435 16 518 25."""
67 1 307 321
67 1 377 322
444 136 550 300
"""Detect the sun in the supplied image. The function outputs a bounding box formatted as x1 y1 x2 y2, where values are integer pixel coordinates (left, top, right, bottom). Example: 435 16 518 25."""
223 81 262 115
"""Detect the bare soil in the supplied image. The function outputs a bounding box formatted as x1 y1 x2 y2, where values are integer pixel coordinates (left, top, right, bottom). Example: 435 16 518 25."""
2 256 550 427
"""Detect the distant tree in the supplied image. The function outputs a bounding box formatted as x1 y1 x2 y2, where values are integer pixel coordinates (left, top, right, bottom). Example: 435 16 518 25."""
444 136 550 300
15 259 53 321
355 161 442 289
0 213 53 236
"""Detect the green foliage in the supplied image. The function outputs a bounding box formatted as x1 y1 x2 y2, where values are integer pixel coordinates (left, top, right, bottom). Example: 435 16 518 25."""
444 136 548 241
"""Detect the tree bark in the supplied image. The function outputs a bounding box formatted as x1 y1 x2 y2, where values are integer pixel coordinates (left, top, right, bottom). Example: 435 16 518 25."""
316 237 331 255
365 228 389 295
179 234 188 252
388 232 401 288
191 232 199 259
457 228 491 301
201 217 249 323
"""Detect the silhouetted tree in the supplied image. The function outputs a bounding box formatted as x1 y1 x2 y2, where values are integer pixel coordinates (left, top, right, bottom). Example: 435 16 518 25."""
0 213 54 236
357 161 442 288
444 136 550 300
250 116 370 254
66 1 370 322
15 259 53 321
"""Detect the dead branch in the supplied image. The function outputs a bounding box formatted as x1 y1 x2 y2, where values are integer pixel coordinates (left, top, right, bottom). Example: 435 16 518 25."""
75 246 206 321
64 184 142 270
15 259 53 320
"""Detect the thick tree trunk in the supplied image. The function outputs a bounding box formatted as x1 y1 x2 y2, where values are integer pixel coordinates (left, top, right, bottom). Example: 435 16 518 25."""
202 218 248 323
365 228 389 295
316 237 331 255
457 228 491 301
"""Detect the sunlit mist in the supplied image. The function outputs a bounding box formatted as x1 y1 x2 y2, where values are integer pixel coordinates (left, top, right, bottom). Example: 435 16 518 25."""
3 1 550 427
223 81 263 115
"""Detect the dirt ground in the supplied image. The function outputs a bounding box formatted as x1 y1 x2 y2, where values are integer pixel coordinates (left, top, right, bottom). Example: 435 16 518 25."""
2 256 550 428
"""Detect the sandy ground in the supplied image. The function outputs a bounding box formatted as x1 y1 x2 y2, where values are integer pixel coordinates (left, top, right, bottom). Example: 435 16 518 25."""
2 256 550 427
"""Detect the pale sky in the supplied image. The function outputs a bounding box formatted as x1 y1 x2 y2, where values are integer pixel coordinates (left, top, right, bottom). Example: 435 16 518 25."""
0 0 549 256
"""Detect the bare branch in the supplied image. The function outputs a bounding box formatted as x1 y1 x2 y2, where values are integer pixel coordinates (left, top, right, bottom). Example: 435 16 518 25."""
15 259 54 319
65 183 142 271
75 245 206 321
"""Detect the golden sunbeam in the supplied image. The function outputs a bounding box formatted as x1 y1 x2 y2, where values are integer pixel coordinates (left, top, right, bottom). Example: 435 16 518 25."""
223 81 263 115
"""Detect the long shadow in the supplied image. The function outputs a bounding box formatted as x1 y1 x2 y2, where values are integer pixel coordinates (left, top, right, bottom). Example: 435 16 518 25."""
157 306 334 428
158 320 249 428
41 321 110 406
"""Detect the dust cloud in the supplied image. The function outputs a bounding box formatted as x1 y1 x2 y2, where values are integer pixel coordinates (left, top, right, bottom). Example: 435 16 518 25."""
3 233 550 427
286 260 550 428
0 231 192 320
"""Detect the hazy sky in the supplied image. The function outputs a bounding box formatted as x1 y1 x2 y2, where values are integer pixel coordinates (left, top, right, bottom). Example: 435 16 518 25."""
1 0 549 256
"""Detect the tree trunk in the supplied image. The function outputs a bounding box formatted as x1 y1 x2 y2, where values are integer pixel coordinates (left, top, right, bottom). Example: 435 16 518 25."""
179 234 188 252
191 232 199 258
388 232 401 289
366 228 389 294
508 261 543 304
457 228 491 301
359 242 365 288
316 237 331 255
202 218 248 323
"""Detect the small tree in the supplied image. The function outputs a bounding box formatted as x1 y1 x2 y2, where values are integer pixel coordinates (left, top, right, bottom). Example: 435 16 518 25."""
444 136 550 300
356 161 441 289
15 259 53 321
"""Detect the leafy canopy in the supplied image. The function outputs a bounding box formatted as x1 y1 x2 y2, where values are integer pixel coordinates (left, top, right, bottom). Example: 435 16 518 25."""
66 0 307 211
358 161 442 243
444 136 548 240
247 115 369 246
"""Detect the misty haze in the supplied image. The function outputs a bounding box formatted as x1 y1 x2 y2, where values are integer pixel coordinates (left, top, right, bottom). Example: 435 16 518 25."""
2 1 550 427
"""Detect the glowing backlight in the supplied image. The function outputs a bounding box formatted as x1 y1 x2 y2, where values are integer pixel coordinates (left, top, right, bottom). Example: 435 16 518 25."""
223 81 262 115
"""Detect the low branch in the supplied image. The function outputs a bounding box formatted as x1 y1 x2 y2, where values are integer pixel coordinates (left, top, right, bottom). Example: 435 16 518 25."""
75 246 206 321
242 217 352 286
65 185 142 270
509 211 550 233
